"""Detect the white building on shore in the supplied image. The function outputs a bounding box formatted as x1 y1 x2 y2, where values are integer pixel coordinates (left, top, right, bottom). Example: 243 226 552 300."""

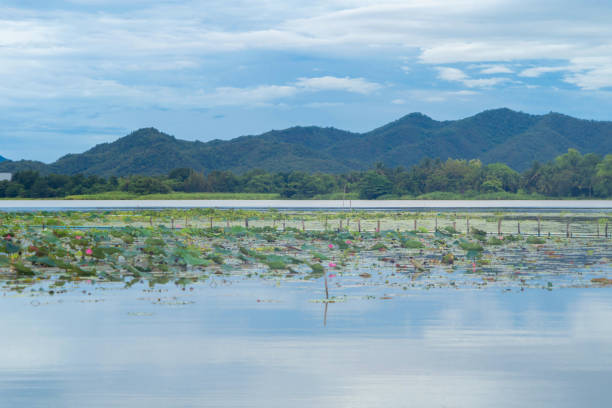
0 173 12 181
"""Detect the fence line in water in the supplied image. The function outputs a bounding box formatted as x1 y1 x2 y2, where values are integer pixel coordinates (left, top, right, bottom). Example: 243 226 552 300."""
4 216 611 239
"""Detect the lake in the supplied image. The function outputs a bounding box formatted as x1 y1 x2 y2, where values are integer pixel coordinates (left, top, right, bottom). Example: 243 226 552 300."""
1 199 612 211
1 205 611 407
1 280 612 407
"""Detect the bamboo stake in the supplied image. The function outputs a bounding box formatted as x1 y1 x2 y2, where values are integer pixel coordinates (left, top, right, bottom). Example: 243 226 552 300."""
537 217 541 236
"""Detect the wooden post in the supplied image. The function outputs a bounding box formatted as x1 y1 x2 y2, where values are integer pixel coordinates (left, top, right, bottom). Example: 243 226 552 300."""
466 216 470 235
226 219 230 227
302 219 305 231
537 217 541 237
324 270 329 299
339 219 343 231
358 219 361 233
245 218 249 229
324 216 328 231
453 221 456 232
605 222 608 238
414 218 417 231
283 218 286 231
566 221 570 238
597 222 600 237
517 220 520 235
171 218 175 230
435 216 438 231
376 220 380 233
209 217 213 229
149 216 153 226
498 218 502 236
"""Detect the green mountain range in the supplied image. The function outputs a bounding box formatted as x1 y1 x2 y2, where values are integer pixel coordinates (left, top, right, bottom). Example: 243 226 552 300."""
0 156 6 163
1 108 611 176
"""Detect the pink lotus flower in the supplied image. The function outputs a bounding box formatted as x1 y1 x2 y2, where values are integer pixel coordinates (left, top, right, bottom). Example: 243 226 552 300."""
85 248 93 255
328 244 334 249
75 236 82 240
328 273 336 278
345 240 352 244
328 262 337 268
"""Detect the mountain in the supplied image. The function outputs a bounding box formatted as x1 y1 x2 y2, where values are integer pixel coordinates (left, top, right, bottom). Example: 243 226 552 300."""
0 155 6 163
1 108 611 176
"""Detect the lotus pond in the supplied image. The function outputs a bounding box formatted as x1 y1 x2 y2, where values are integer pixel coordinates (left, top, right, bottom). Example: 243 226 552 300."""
1 208 612 407
1 209 611 294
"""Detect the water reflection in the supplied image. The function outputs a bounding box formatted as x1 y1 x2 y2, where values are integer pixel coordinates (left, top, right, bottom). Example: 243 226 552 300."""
1 283 611 407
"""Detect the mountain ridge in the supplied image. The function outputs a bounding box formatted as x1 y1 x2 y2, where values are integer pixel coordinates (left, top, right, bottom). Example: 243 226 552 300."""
1 108 611 176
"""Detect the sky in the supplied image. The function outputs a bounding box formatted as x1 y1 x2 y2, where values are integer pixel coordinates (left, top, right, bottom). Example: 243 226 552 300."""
2 0 612 162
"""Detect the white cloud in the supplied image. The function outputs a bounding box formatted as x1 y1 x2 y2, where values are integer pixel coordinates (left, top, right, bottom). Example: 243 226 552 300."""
436 67 468 81
295 76 381 94
519 66 570 77
478 64 514 74
436 67 508 88
3 1 612 91
565 66 612 90
462 77 510 88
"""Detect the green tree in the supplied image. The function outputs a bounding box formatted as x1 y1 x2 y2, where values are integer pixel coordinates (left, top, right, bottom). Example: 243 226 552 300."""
358 171 393 199
594 154 612 197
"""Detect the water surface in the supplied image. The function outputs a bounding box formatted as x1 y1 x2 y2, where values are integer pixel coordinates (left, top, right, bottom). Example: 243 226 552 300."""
1 199 612 211
1 279 611 407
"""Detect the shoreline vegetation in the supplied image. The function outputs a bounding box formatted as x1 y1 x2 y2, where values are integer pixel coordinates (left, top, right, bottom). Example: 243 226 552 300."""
1 149 611 200
0 191 596 201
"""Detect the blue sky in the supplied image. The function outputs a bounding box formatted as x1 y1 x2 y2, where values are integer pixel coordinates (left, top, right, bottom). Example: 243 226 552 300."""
2 0 612 162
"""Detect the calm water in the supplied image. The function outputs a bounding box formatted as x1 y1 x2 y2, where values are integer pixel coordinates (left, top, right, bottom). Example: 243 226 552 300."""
1 199 612 210
2 279 611 407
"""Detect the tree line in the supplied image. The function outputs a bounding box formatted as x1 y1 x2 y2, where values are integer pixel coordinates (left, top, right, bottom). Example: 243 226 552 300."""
1 149 611 199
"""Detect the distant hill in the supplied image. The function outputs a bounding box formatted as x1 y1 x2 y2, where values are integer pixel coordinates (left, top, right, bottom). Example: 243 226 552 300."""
0 155 6 163
1 108 611 176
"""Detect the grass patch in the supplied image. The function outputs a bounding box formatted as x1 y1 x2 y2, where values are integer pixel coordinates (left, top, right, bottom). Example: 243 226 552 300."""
64 191 282 200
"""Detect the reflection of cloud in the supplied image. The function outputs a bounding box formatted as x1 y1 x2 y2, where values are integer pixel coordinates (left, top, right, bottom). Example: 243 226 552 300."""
1 289 612 406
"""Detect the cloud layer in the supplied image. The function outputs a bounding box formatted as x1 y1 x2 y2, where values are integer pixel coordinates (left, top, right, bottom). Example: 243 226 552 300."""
1 0 612 161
